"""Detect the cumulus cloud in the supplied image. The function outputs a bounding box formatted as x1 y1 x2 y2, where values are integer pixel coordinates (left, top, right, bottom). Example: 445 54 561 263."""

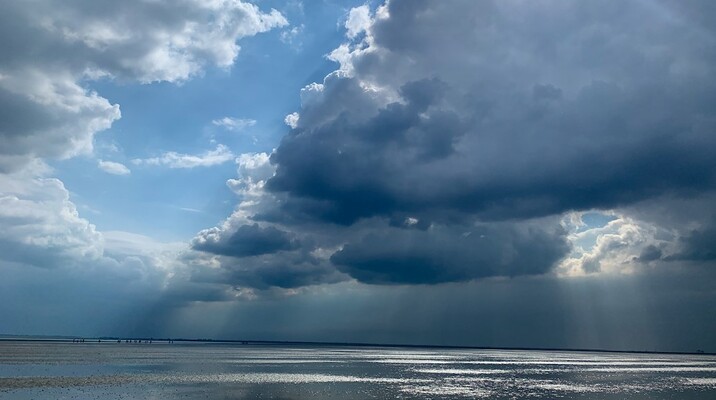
1 0 715 349
345 5 371 39
0 0 287 311
189 249 345 291
0 165 232 335
637 245 664 264
191 0 716 292
284 112 300 129
223 153 281 213
0 71 121 172
98 160 130 175
556 211 671 276
193 223 299 258
332 222 569 285
0 171 103 266
0 0 286 171
186 152 344 290
212 117 257 131
133 144 235 169
668 224 716 262
7 0 287 84
268 1 716 225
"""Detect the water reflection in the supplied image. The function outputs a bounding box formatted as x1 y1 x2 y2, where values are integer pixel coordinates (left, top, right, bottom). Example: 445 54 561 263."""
0 342 714 399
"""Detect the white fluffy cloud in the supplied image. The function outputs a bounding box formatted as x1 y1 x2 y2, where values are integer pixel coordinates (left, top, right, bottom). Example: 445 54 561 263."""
13 0 288 84
345 5 371 39
212 117 257 131
222 152 278 222
0 1 286 303
0 0 286 171
557 211 675 277
98 160 131 175
283 112 300 129
0 71 121 172
0 171 103 265
133 145 235 169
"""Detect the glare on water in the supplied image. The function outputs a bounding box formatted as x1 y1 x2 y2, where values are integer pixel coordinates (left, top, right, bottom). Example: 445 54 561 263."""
1 342 715 399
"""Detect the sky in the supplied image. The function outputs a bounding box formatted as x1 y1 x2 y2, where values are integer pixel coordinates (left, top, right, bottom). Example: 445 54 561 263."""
1 0 715 353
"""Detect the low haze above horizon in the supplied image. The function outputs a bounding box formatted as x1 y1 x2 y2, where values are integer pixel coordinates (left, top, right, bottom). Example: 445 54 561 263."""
1 0 715 353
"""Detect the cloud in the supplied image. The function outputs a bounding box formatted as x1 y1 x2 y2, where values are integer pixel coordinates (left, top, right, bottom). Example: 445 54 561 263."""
0 216 234 337
0 167 232 334
98 160 130 175
1 1 715 350
0 1 288 312
265 1 716 226
345 5 371 39
284 112 300 129
5 0 287 84
557 212 669 276
188 151 357 290
0 71 121 172
226 152 277 200
0 171 103 267
133 145 234 169
280 24 305 49
0 0 286 171
668 224 716 262
637 245 663 263
191 0 716 292
212 117 257 131
193 223 299 258
331 222 569 285
189 249 345 291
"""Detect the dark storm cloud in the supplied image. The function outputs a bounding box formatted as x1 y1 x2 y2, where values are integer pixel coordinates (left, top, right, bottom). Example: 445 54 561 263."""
622 196 716 264
331 223 569 285
268 78 465 225
193 0 716 291
637 245 664 263
265 0 716 226
268 78 716 226
190 250 346 290
192 223 299 258
668 224 716 261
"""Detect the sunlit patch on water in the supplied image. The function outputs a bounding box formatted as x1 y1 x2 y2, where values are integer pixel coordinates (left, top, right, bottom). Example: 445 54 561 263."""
223 359 342 364
165 372 429 384
415 368 510 375
583 366 716 373
400 383 493 398
683 378 716 387
462 360 716 366
372 359 455 364
528 381 604 393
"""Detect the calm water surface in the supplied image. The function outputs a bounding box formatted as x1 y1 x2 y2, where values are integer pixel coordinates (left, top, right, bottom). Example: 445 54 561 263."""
1 342 715 399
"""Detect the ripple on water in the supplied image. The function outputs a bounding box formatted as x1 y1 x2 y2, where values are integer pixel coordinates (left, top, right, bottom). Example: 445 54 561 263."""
415 368 511 375
683 378 716 387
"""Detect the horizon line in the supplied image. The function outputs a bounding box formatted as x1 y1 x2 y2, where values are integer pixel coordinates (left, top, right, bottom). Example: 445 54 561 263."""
0 334 713 357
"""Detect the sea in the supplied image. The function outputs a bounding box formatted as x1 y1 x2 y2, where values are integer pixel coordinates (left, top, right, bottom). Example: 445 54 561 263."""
1 341 715 399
